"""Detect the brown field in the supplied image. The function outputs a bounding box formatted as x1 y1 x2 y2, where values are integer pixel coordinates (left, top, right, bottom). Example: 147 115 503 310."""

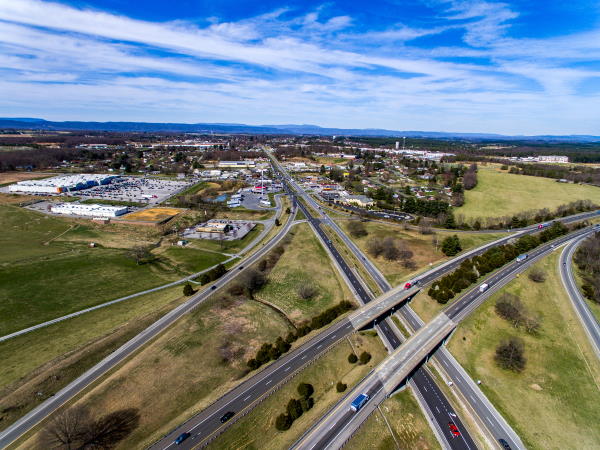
119 207 185 223
0 172 55 185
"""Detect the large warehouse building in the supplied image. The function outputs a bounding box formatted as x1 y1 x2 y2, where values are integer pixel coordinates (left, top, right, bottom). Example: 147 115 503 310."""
50 203 128 218
9 174 118 194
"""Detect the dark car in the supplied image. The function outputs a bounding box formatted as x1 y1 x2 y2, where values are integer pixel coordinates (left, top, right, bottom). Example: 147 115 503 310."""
220 411 235 423
498 438 512 449
174 432 190 445
448 422 460 437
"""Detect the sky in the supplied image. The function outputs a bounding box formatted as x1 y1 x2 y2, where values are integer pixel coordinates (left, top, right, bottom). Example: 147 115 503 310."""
0 0 599 134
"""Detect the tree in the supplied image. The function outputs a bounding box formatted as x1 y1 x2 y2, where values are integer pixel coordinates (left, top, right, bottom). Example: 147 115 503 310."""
297 284 318 300
441 235 462 256
528 268 546 283
183 283 194 296
444 211 456 229
336 381 347 392
359 351 372 365
239 268 266 299
286 207 291 214
298 382 314 399
495 337 526 372
495 293 524 326
348 353 358 363
347 220 368 238
40 406 90 449
287 398 303 420
366 237 385 258
128 245 152 265
299 397 314 412
275 218 281 226
275 413 292 431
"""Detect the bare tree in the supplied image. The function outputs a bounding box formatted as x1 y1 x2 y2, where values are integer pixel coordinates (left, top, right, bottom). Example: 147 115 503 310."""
41 407 91 449
347 221 368 238
528 268 546 283
297 284 318 300
495 337 526 372
128 246 152 265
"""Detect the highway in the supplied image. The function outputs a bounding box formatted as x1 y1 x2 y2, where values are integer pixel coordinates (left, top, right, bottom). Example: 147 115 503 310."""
270 156 477 450
293 224 594 450
0 198 296 449
559 230 600 360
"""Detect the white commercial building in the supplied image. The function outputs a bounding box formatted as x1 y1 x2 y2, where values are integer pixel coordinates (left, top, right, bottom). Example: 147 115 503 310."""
50 203 128 218
538 155 569 163
9 174 118 194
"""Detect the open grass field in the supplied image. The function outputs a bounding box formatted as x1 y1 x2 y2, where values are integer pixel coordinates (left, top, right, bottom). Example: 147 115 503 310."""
0 172 55 185
19 295 294 450
119 207 184 223
345 388 440 450
0 286 186 431
457 165 600 220
256 222 351 324
0 205 228 335
337 219 504 286
209 332 387 450
448 253 600 450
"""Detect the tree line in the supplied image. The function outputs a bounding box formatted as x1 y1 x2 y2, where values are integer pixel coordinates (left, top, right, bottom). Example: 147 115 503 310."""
428 222 569 303
574 232 600 305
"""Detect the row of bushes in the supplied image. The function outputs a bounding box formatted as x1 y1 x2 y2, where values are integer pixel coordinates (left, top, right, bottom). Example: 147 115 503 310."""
428 222 569 303
247 300 354 371
199 263 227 285
574 231 600 305
275 383 315 431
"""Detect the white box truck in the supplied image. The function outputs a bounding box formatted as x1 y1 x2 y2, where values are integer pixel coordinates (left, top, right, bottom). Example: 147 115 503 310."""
479 283 489 293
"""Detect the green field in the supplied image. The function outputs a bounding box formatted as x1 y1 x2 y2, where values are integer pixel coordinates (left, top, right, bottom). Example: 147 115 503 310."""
457 165 600 220
256 223 350 324
0 205 229 335
448 253 600 449
345 389 440 450
0 286 186 431
210 332 386 450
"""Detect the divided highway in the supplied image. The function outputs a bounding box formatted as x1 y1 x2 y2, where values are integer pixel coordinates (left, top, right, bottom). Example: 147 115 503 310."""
293 224 595 450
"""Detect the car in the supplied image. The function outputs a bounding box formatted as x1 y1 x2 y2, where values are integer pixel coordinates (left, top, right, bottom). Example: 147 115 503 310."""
404 282 412 289
174 432 191 445
498 438 512 449
211 285 217 290
448 422 460 437
220 411 235 423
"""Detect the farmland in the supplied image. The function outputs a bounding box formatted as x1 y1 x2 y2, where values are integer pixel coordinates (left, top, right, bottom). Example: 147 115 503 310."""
457 165 600 220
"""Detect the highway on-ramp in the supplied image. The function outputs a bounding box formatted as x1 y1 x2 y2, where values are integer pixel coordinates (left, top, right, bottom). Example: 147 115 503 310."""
559 229 600 360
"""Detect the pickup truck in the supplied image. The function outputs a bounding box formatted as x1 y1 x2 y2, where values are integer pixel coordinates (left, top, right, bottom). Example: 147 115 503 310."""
350 393 370 412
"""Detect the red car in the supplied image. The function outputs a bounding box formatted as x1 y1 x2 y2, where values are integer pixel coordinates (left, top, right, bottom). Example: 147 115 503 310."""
404 282 412 289
448 422 460 437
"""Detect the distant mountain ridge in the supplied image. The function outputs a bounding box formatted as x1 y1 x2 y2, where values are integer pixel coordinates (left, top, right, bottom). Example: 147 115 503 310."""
0 118 599 142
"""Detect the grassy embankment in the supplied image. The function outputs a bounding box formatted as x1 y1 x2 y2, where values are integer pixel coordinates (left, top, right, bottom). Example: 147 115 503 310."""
457 165 600 221
256 222 352 324
345 389 440 450
0 204 227 335
16 211 356 448
210 332 386 450
448 253 600 449
336 219 504 286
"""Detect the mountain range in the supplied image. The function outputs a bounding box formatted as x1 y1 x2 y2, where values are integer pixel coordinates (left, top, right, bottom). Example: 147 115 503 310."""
1 118 599 142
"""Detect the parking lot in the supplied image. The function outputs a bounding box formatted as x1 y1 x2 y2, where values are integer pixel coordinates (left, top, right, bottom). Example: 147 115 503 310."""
74 176 192 204
182 220 256 241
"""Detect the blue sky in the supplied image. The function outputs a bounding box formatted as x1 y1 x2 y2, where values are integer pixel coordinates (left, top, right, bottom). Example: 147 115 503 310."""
0 0 599 134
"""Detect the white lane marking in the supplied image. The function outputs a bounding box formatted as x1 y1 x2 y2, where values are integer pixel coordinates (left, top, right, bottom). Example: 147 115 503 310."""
243 395 251 401
266 379 272 385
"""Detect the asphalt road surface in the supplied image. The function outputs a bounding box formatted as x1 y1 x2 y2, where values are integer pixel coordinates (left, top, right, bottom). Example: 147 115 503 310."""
559 229 600 360
273 160 476 450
